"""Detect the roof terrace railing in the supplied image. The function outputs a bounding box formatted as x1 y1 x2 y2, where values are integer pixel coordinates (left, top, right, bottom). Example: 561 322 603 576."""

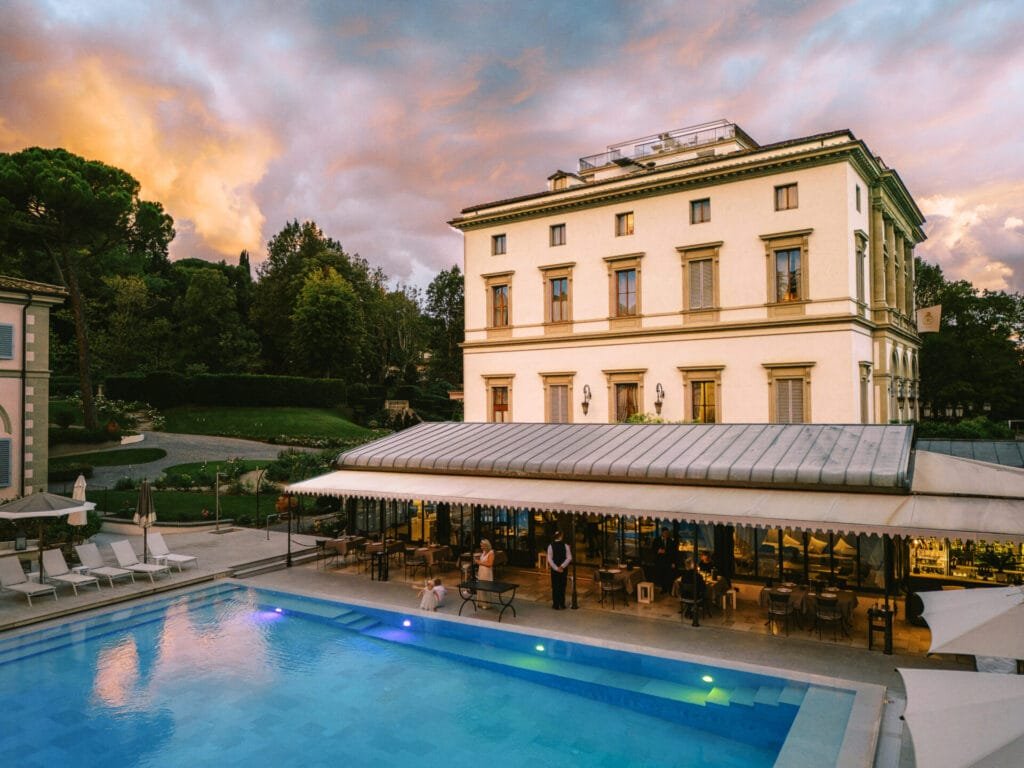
578 120 746 172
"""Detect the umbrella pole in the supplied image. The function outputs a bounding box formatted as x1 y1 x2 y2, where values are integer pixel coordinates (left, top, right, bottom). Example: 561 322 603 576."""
37 520 45 577
143 526 148 564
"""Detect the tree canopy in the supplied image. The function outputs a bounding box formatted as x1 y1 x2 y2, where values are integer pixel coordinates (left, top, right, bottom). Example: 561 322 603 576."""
0 147 174 427
915 258 1024 423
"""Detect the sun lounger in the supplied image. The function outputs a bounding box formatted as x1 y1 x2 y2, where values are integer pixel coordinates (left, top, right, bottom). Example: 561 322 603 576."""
74 542 136 587
146 532 198 571
110 540 171 583
42 548 100 596
0 555 58 606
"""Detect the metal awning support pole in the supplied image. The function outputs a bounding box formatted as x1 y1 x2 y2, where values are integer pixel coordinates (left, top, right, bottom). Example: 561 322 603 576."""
286 494 293 568
692 524 700 627
570 514 579 610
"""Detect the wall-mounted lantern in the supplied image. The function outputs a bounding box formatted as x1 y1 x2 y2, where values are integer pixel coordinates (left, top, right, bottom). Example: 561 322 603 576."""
655 383 665 415
581 384 592 416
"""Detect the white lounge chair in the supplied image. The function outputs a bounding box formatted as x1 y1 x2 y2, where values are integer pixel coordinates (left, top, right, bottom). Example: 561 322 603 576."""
0 556 58 606
75 542 136 587
110 540 171 583
42 548 100 596
146 532 198 572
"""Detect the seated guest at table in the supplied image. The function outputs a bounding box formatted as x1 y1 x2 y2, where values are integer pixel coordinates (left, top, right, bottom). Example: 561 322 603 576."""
698 552 714 573
682 559 707 599
652 527 679 594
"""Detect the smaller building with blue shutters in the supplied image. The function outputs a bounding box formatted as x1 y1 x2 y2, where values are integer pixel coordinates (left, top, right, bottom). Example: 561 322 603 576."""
0 276 67 500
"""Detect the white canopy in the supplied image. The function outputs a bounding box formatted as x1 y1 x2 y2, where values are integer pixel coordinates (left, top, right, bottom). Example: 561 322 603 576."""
287 468 1024 540
900 668 1024 768
919 586 1024 658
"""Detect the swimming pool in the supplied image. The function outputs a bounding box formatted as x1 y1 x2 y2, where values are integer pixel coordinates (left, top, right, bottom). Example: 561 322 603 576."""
0 583 872 767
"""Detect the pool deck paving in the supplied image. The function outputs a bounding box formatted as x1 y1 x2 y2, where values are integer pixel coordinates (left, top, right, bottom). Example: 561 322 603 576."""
0 528 968 768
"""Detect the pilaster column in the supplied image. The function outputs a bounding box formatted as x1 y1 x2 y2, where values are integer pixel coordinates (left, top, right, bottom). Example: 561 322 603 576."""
871 203 886 308
895 230 906 316
905 242 916 318
884 217 897 311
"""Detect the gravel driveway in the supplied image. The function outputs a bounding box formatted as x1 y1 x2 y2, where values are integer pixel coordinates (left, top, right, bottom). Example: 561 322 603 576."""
49 431 314 491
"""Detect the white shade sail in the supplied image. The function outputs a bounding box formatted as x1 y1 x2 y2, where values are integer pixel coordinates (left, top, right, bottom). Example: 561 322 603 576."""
900 668 1024 768
919 586 1024 658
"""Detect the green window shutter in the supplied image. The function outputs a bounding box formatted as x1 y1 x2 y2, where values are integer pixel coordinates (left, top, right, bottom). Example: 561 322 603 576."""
0 439 10 487
0 325 13 359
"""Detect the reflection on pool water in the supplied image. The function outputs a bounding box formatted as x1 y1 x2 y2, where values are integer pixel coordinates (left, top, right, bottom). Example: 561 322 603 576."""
0 584 858 768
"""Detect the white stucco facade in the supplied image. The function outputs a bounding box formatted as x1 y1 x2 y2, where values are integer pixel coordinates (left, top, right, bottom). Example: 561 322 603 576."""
451 122 925 426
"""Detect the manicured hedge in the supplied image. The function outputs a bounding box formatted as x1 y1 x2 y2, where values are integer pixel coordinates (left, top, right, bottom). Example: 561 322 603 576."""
105 372 348 408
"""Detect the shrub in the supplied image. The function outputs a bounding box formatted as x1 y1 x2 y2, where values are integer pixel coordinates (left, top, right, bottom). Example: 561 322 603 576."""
49 463 94 482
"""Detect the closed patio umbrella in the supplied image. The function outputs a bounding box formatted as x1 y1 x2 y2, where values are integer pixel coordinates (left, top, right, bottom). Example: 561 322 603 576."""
69 474 89 526
133 480 156 564
900 668 1024 768
0 491 95 573
919 585 1024 659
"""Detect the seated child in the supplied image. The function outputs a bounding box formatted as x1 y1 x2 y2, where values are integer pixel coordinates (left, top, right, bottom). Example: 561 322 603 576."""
416 578 447 611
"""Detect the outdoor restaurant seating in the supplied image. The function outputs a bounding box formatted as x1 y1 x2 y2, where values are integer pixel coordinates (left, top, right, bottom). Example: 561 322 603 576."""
813 594 846 640
767 590 796 635
42 548 100 596
677 581 703 621
405 549 430 579
75 542 136 587
0 555 58 606
598 569 628 608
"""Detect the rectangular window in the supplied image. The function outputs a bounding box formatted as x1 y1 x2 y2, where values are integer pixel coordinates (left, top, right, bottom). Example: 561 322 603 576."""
688 259 714 310
548 384 569 424
691 381 716 424
549 277 569 323
0 324 13 359
775 183 798 211
491 234 506 255
491 284 509 327
774 248 802 302
549 224 566 247
491 386 509 423
690 198 711 224
615 212 634 236
0 438 9 487
856 184 861 212
615 268 637 316
774 378 805 424
614 383 639 422
855 236 867 305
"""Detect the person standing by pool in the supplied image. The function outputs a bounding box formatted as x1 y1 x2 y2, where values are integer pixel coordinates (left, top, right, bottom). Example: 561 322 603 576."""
476 539 495 609
547 530 572 610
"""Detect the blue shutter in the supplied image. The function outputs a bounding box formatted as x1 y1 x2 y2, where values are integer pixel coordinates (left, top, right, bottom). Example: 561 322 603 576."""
0 324 13 359
0 439 10 487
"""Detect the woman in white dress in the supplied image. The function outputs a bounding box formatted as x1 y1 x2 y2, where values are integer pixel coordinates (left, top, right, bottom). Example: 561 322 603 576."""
476 539 495 609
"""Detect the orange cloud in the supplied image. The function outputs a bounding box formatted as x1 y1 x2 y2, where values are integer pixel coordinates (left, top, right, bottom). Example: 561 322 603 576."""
1 55 277 260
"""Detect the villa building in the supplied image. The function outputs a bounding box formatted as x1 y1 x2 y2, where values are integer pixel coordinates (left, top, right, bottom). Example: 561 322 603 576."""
0 276 67 500
449 120 926 426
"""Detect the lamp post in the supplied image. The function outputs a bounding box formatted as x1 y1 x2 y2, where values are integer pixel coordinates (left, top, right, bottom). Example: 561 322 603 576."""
691 524 700 627
254 467 266 530
214 472 229 532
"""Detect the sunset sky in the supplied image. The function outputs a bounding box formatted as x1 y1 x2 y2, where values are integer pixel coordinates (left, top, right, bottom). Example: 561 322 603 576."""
2 0 1022 292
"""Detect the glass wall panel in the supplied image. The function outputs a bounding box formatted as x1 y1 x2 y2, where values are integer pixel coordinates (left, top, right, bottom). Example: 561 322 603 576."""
832 534 858 585
733 527 757 577
780 528 805 582
859 534 885 589
806 532 831 584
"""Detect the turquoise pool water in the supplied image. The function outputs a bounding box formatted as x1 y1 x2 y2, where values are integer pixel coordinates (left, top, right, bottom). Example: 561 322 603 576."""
0 584 855 767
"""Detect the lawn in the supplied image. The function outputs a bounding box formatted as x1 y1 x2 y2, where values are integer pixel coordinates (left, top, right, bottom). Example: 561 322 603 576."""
50 448 167 470
161 406 375 442
162 459 268 477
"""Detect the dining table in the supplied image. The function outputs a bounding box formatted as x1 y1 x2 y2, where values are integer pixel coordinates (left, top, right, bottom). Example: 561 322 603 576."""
601 567 645 596
672 574 728 612
804 589 859 625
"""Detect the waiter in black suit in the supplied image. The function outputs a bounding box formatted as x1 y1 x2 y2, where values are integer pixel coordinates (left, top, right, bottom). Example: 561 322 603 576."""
547 530 572 610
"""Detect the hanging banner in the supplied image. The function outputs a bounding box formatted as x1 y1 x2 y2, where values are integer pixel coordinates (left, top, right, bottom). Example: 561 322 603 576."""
916 305 941 333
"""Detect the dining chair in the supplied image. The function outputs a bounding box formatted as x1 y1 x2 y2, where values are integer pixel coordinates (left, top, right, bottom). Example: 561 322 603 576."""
814 595 845 641
598 571 628 608
767 592 795 635
678 581 703 621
